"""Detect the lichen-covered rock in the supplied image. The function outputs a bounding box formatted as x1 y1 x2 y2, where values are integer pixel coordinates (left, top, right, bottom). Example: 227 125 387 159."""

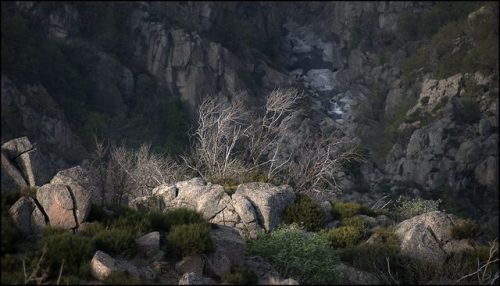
50 165 100 205
1 136 36 187
395 211 476 263
8 196 47 235
175 254 205 275
178 272 216 285
50 172 92 225
235 182 295 231
205 225 245 278
36 183 77 229
90 251 140 281
136 232 161 257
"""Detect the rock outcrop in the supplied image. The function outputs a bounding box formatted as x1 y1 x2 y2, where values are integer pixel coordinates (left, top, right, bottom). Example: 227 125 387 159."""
146 178 295 237
205 225 246 278
395 211 476 263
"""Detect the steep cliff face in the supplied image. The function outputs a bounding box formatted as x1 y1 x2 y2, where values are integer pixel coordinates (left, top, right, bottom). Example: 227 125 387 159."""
2 2 498 221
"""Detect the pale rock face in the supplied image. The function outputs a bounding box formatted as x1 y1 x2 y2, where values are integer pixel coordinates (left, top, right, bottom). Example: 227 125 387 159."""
235 182 295 231
36 183 77 229
90 251 140 281
395 211 476 263
50 171 92 225
135 232 161 257
8 196 47 235
2 136 36 187
50 165 101 205
406 73 462 118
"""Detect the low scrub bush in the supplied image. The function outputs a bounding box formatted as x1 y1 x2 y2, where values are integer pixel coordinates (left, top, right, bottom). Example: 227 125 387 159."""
331 201 374 220
149 208 206 232
284 193 325 231
341 216 369 231
93 228 136 258
222 266 258 285
394 196 441 220
247 224 338 284
39 231 95 278
166 223 214 256
322 226 364 248
450 219 480 239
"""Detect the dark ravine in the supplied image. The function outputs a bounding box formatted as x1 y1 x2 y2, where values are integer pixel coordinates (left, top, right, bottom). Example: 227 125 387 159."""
1 2 498 225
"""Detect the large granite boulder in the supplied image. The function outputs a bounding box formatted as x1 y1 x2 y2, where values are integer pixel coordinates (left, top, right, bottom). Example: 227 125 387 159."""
50 165 101 204
90 251 139 281
205 225 246 278
36 183 78 229
8 196 47 235
1 137 36 188
50 173 92 225
235 182 295 231
395 211 476 263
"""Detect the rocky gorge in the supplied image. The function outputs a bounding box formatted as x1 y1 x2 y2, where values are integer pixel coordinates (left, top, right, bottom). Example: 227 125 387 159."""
1 1 499 285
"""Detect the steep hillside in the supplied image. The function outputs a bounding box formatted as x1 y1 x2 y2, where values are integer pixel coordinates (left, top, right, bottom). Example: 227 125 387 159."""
1 1 498 222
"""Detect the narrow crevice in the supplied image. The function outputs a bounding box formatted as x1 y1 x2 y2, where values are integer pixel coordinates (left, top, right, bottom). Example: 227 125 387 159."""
10 145 37 161
209 205 228 222
65 185 80 230
31 196 50 225
243 196 264 229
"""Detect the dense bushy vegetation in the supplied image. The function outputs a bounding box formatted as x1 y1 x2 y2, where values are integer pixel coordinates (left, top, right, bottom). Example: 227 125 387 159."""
283 193 325 231
247 224 338 284
0 197 213 284
394 196 441 220
1 3 190 153
401 2 498 81
222 266 258 285
166 223 214 257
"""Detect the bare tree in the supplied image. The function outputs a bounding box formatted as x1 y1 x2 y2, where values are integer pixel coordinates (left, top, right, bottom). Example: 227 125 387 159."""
287 130 364 196
186 94 249 180
188 87 363 195
245 88 304 179
89 135 109 204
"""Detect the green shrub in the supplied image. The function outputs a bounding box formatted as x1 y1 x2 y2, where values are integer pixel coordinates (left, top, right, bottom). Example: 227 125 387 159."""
284 193 325 231
40 232 95 277
368 227 399 246
450 219 480 239
103 271 142 285
222 266 258 285
1 213 21 255
247 224 338 284
149 208 206 232
109 209 152 235
456 97 481 124
331 202 374 220
93 228 136 257
1 254 25 284
341 216 369 231
79 222 106 237
322 226 364 248
166 223 214 256
395 196 441 220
